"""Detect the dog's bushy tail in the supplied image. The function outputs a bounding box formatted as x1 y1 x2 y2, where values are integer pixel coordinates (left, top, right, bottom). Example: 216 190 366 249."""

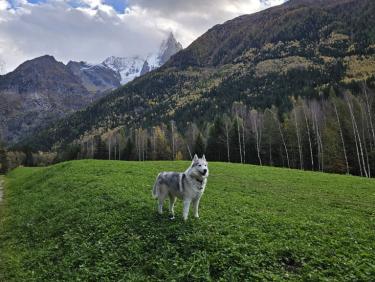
152 173 161 199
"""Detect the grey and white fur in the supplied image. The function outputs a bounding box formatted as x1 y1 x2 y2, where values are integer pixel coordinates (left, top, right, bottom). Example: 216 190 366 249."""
152 154 209 221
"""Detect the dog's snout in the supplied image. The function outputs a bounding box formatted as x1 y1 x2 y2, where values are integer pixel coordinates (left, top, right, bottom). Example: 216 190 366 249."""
203 169 207 174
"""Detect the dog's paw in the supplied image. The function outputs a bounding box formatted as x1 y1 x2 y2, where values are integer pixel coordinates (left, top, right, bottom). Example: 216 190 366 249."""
169 216 175 220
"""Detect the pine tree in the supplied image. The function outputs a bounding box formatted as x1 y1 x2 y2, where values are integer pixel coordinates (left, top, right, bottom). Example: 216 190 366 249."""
206 117 227 162
122 139 135 160
94 136 108 160
263 109 280 166
22 146 34 167
0 142 7 173
193 133 205 156
153 126 172 160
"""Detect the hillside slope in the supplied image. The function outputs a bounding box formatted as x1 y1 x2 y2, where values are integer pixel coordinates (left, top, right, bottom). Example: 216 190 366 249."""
168 0 375 67
23 0 375 150
0 55 96 144
0 160 374 280
66 61 121 93
1 33 183 146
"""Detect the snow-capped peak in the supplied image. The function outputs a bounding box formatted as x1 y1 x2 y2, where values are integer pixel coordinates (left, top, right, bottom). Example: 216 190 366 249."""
158 32 183 65
140 32 183 76
102 56 145 84
98 33 182 85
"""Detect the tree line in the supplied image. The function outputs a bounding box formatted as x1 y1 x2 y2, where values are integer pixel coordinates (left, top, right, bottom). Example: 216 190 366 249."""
67 85 374 178
0 143 56 173
0 83 373 178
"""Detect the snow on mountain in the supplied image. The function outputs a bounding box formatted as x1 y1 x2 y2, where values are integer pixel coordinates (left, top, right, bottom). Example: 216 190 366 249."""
158 32 184 66
141 32 183 76
68 33 183 89
102 56 144 85
102 32 183 85
67 60 121 93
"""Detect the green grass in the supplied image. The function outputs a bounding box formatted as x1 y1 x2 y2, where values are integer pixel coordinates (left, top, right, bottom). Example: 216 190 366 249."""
0 160 374 281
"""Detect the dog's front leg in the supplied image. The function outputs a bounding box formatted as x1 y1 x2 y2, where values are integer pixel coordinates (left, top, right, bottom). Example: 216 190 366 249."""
169 196 176 219
157 196 165 215
182 199 191 221
192 197 201 218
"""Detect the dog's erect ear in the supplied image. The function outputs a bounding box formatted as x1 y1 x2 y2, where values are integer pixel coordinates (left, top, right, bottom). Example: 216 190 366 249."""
202 154 206 161
192 154 198 163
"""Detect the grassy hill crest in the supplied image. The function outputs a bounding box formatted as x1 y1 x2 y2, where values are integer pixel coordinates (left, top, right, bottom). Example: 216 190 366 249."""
0 160 374 280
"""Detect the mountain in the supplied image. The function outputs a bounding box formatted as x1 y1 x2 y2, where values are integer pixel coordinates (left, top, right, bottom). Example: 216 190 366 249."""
68 33 183 88
168 0 374 68
102 33 183 83
20 0 375 150
0 33 182 145
66 61 121 93
0 55 95 144
140 32 183 75
102 56 145 85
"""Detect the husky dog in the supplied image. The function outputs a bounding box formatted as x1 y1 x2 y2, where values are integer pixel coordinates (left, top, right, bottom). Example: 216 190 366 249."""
152 154 209 221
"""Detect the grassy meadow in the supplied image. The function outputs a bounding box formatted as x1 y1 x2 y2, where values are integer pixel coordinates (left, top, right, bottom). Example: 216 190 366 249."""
0 160 374 281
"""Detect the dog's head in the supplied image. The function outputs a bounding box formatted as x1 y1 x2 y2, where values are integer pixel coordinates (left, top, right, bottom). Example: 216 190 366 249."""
190 154 209 178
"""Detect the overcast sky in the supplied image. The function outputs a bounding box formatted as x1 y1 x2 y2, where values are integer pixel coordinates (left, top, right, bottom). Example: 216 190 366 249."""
0 0 285 73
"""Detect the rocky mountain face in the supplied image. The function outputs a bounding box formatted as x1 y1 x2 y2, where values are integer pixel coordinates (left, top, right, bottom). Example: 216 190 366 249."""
63 33 182 89
102 56 145 85
0 33 182 145
140 33 183 75
102 32 183 83
66 61 121 93
64 33 182 90
0 55 93 144
22 0 375 150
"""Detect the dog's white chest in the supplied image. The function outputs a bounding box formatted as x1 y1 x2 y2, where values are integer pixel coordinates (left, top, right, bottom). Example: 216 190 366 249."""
187 178 206 197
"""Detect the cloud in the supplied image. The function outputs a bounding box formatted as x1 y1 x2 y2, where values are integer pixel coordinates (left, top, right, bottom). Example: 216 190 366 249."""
0 1 165 72
0 0 285 73
127 0 285 46
0 0 10 10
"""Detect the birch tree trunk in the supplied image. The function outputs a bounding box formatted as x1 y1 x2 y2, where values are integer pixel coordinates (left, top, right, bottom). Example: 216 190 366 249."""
224 119 231 162
269 109 290 168
293 108 303 170
242 120 246 163
108 137 111 160
346 94 368 177
317 120 324 172
257 119 263 166
269 139 272 165
311 102 324 172
143 129 146 161
153 127 156 160
226 129 230 162
250 109 262 166
119 144 121 160
186 143 192 160
362 83 375 146
361 107 371 177
91 138 94 159
302 102 314 170
332 100 349 174
114 141 117 161
236 114 243 164
171 121 175 160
